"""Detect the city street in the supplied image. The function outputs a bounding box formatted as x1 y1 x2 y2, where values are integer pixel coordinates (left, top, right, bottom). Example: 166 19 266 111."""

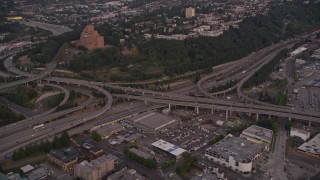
264 118 288 180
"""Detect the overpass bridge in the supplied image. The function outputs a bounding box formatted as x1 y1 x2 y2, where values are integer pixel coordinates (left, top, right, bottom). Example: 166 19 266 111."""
113 94 319 125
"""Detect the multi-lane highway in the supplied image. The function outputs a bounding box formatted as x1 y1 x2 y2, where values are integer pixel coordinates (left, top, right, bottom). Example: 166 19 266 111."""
0 60 56 90
4 56 34 78
0 29 319 163
0 85 112 159
20 20 72 36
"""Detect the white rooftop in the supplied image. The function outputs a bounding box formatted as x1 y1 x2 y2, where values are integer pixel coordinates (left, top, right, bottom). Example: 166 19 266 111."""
20 164 34 173
298 133 320 157
291 127 310 135
152 139 186 156
241 125 273 143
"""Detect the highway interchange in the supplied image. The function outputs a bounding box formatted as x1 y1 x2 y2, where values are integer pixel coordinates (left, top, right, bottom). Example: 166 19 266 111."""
20 20 72 36
0 30 319 164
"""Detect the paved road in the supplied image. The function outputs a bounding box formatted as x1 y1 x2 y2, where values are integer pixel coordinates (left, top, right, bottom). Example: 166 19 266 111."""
198 39 296 97
285 57 295 84
0 97 38 117
113 93 320 122
265 118 288 180
0 70 12 78
20 20 72 36
0 101 160 162
0 60 56 90
4 56 34 78
236 42 295 107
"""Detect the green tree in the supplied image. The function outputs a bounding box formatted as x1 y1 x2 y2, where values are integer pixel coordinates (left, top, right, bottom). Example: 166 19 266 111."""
91 131 102 142
60 132 71 147
52 136 62 149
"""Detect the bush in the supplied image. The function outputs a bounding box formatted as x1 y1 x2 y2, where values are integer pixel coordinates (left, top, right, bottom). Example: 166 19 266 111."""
123 147 157 169
176 152 197 175
91 131 102 142
12 132 71 161
161 160 176 169
208 135 225 145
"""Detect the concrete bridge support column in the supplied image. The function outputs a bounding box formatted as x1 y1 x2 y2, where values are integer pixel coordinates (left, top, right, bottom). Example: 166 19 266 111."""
211 108 214 115
169 104 171 110
226 110 229 120
256 113 259 121
309 121 311 127
142 92 144 96
195 107 199 114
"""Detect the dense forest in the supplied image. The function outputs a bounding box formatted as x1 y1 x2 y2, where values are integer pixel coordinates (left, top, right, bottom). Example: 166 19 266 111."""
243 48 289 88
68 1 320 78
28 28 82 64
0 86 38 108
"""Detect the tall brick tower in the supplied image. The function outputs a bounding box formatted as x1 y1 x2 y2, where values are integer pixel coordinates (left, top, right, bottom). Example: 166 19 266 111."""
77 24 104 50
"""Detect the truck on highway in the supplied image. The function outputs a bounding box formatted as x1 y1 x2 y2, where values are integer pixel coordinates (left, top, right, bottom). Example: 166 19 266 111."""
33 124 44 130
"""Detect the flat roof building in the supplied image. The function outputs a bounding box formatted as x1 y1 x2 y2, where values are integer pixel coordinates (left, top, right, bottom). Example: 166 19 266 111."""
48 147 78 172
26 167 51 180
126 111 177 132
290 127 310 141
107 168 145 180
298 133 320 158
152 139 187 159
205 135 264 173
95 123 124 139
74 154 118 180
123 133 143 143
240 125 273 151
129 148 152 159
0 172 25 180
20 164 34 174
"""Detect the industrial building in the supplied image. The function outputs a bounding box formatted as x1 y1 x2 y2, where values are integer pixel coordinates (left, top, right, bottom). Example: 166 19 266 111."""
185 7 195 18
95 123 124 139
240 125 273 150
298 133 320 158
107 168 145 180
152 139 187 159
205 136 264 173
290 127 310 141
126 111 177 132
74 154 118 180
47 147 78 172
129 148 152 159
